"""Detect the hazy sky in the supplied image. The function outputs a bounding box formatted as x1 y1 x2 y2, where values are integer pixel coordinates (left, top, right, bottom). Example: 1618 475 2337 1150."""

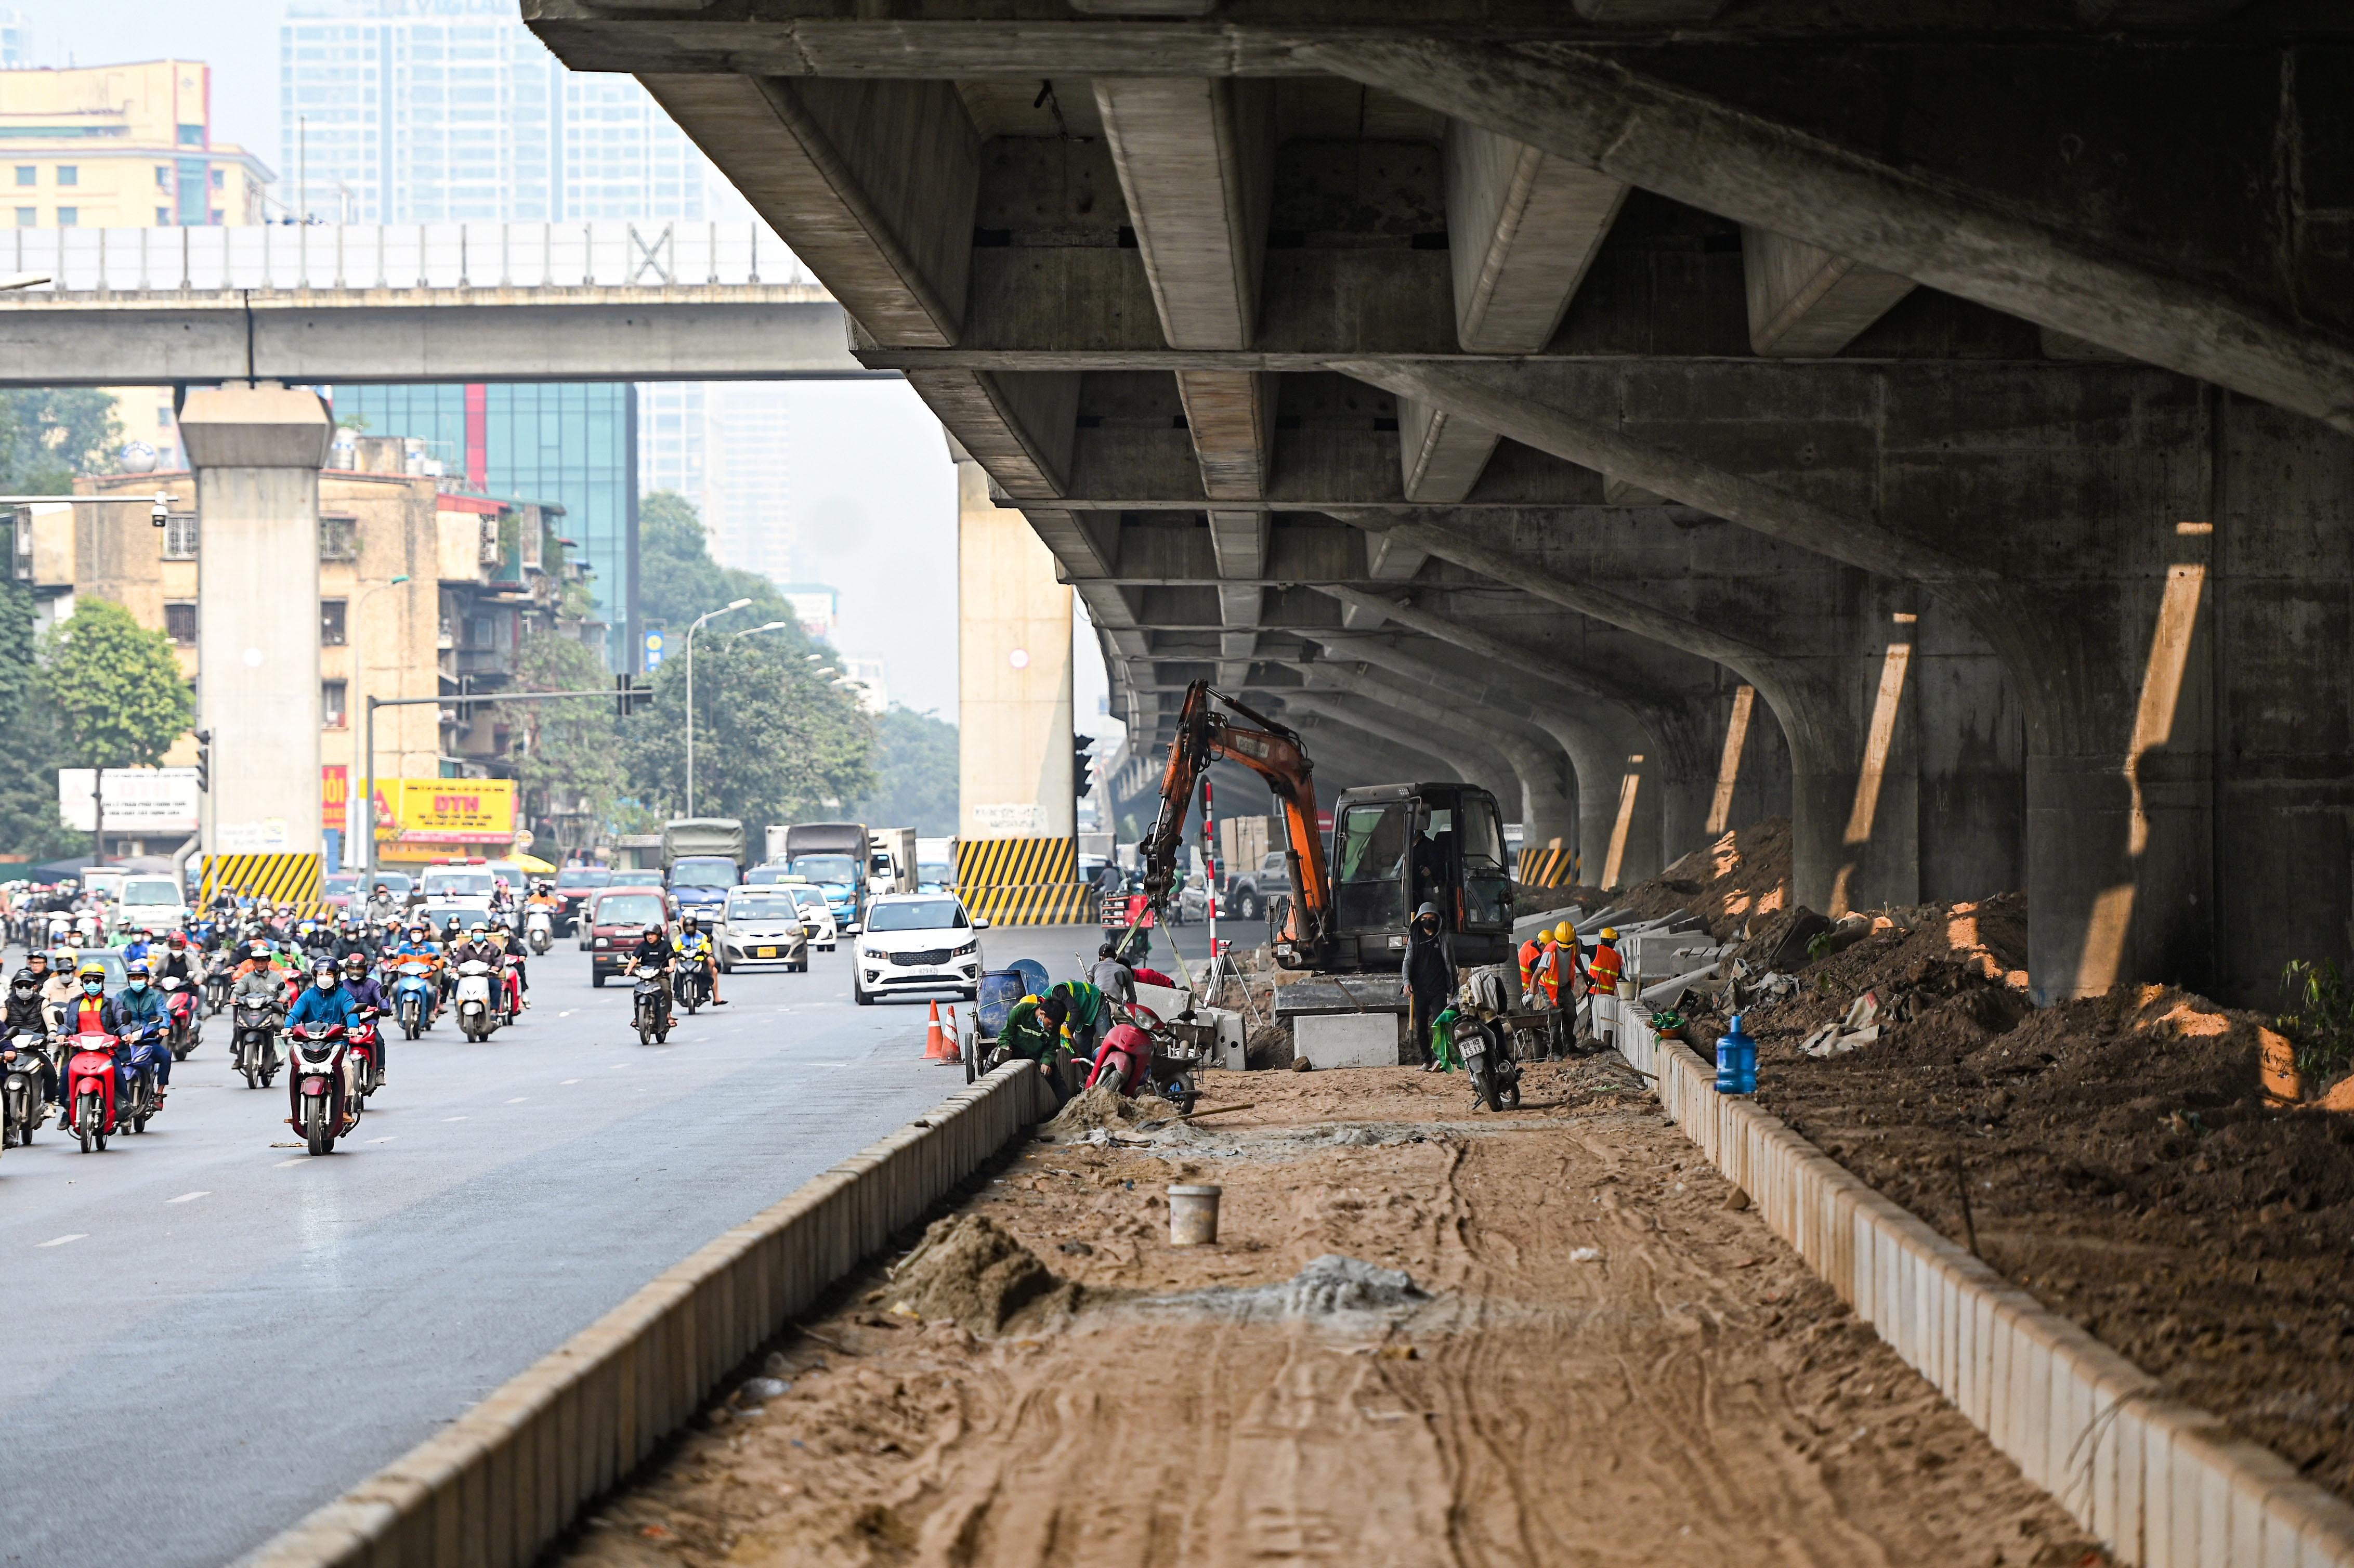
25 1 1124 731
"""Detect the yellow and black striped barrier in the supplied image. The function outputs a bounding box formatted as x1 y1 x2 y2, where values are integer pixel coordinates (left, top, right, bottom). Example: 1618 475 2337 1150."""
960 882 1097 927
956 835 1076 889
1516 845 1578 888
198 851 325 915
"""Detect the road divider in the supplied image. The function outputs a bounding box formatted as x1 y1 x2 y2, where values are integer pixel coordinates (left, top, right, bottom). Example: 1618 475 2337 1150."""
1614 1010 2354 1567
236 1060 1054 1568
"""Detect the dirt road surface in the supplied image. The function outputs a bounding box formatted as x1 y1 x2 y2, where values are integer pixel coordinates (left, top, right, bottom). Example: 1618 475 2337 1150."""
564 1063 2102 1568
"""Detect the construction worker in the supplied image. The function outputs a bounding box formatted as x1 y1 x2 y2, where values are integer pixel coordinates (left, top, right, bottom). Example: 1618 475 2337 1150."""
1531 921 1574 1057
1517 925 1546 997
1402 902 1456 1069
1583 926 1625 997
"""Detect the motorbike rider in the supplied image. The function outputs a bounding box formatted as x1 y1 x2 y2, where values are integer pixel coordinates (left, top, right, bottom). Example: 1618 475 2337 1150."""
283 958 361 1130
339 951 391 1084
626 921 679 1029
38 947 80 1025
675 915 725 1008
55 962 133 1128
121 927 154 964
485 922 528 1012
112 958 173 1094
363 881 399 925
154 930 195 985
4 966 57 1123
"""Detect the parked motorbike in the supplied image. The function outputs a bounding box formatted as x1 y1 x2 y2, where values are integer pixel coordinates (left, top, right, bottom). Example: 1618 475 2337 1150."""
391 961 437 1039
286 1021 354 1156
630 963 670 1047
62 1031 119 1153
115 1017 170 1134
232 995 283 1090
524 906 553 956
452 959 500 1042
202 956 234 1016
1455 1017 1521 1113
345 1010 383 1104
161 975 201 1060
2 1029 53 1147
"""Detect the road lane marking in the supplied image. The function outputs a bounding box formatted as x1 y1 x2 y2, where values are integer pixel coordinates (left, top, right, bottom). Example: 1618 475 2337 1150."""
609 1063 629 1069
559 1010 573 1018
504 1096 526 1104
371 1136 395 1144
443 1116 467 1122
561 1078 580 1084
273 1158 307 1168
167 1191 209 1204
37 1233 86 1247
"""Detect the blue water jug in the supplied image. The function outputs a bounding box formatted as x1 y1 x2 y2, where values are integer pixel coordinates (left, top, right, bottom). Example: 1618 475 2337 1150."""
1716 1013 1758 1095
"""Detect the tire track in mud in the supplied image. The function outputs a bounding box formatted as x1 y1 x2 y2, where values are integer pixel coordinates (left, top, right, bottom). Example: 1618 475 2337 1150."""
561 1066 2109 1568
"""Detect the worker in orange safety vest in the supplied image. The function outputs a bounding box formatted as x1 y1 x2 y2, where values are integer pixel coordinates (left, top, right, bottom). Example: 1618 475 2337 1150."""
1580 927 1625 1000
1517 929 1546 995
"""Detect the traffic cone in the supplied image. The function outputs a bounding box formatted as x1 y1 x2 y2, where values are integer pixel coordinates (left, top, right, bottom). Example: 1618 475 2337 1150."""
925 1000 957 1062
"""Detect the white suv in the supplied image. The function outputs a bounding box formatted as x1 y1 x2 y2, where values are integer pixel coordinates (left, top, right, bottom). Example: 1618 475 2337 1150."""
853 893 986 1006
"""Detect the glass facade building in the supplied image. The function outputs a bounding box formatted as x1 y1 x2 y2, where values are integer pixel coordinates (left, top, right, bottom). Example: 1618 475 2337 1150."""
329 382 637 668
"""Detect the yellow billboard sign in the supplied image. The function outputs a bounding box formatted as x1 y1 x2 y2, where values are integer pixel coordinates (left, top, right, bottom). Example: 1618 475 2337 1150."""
371 778 517 846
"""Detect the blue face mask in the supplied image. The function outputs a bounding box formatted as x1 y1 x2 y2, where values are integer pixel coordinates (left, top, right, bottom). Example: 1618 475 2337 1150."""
124 979 148 994
80 979 101 996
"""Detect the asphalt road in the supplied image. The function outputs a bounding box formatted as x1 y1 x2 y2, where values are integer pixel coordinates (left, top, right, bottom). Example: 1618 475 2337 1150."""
0 926 1105 1568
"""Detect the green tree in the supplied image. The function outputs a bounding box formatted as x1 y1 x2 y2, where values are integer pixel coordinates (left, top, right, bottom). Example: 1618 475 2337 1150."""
851 707 958 835
622 630 874 827
0 388 123 492
637 490 794 632
43 597 194 855
0 526 74 858
495 631 625 859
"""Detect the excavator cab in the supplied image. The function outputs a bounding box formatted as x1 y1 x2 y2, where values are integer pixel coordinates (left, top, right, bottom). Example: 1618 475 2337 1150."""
1313 782 1515 973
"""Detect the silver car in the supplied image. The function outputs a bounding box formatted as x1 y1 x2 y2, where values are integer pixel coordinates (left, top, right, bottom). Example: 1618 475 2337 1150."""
715 887 814 973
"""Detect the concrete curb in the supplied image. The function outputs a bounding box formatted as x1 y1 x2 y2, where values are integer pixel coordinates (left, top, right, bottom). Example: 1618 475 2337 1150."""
234 1061 1054 1568
1614 1013 2354 1567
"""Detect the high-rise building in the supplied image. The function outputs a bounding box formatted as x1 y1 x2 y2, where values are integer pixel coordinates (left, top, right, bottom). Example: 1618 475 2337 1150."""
281 0 776 666
701 382 794 586
0 10 35 71
0 59 276 471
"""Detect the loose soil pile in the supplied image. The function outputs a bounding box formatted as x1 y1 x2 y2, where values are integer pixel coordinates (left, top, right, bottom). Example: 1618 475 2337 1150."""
563 1066 2102 1568
1541 817 1795 942
1677 898 2354 1502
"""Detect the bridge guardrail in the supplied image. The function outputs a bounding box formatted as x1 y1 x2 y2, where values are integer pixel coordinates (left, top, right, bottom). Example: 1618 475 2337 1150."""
1 220 810 295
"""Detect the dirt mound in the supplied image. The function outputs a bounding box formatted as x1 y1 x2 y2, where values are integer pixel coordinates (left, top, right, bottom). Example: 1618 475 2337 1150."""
1727 893 2034 1053
885 1214 1078 1335
1045 1084 1182 1135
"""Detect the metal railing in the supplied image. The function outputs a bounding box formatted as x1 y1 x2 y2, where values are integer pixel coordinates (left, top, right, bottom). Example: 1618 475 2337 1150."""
0 220 813 294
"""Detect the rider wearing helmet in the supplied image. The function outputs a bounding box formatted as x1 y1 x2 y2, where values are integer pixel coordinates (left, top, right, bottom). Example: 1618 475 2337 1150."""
56 961 136 1127
113 957 173 1091
284 958 360 1129
157 929 194 985
339 950 391 1083
4 965 57 1117
628 920 679 1029
675 914 724 1009
483 921 528 1012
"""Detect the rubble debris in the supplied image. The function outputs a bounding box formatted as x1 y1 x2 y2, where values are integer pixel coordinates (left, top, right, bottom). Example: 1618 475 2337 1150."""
1539 819 1794 942
1158 1254 1430 1323
883 1214 1080 1335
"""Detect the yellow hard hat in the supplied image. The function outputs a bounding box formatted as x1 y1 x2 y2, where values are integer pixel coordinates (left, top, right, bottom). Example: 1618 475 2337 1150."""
1551 922 1573 944
77 961 106 978
1599 926 1619 942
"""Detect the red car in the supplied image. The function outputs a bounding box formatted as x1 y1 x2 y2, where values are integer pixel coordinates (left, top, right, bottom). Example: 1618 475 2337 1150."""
587 885 673 986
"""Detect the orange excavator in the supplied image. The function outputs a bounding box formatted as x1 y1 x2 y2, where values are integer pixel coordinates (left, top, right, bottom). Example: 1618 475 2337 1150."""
1141 681 1335 970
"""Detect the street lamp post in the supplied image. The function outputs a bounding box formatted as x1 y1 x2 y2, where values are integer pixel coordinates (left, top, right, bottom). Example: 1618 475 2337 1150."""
352 573 412 880
685 598 752 817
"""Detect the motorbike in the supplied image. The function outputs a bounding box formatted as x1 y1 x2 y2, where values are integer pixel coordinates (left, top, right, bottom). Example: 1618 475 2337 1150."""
630 963 671 1047
345 1010 383 1104
1087 1013 1206 1113
202 956 234 1015
1451 964 1524 1113
62 1031 119 1153
161 975 201 1060
286 1021 355 1156
452 958 500 1042
524 905 554 956
673 958 710 1016
232 994 283 1090
114 1017 170 1134
2 1030 53 1147
390 960 437 1039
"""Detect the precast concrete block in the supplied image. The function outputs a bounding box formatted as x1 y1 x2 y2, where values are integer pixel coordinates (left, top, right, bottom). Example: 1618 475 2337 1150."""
1294 1010 1403 1069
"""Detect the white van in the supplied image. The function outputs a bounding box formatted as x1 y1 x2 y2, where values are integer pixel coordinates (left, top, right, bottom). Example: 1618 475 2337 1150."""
116 872 189 935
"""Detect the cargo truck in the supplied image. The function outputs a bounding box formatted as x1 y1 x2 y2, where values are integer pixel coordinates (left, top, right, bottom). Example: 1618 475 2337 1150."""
867 827 916 897
778 821 871 934
661 818 745 924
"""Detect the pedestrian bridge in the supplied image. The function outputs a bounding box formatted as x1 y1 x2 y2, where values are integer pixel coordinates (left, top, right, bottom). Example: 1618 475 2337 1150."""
0 221 871 385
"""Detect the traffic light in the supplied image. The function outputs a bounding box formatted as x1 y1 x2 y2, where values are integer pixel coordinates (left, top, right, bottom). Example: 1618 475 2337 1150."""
193 729 211 794
1073 734 1095 799
614 674 653 717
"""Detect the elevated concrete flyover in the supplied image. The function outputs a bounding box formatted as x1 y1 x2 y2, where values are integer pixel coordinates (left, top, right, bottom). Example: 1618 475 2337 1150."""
523 1 2354 1009
0 220 876 385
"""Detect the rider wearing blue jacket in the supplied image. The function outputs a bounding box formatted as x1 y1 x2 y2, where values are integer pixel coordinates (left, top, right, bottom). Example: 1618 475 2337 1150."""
112 959 172 1091
282 960 359 1130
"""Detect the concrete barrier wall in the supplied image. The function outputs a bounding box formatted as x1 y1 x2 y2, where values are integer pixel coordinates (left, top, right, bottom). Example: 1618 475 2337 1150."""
1616 1018 2354 1568
238 1062 1054 1568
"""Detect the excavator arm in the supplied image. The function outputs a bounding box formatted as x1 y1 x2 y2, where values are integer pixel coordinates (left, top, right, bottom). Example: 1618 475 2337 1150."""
1140 680 1333 969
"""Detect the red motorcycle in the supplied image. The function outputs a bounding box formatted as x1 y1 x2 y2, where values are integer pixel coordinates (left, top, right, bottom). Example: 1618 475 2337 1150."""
62 1031 120 1153
1085 1021 1158 1096
286 1022 357 1156
345 1010 382 1104
160 974 201 1061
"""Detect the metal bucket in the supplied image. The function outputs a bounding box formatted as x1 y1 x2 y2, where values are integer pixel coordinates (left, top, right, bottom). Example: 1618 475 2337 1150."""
1168 1184 1222 1246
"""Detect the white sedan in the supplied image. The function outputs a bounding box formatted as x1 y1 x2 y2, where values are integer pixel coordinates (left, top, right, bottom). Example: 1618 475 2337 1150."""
781 884 838 950
852 893 986 1006
714 887 813 973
